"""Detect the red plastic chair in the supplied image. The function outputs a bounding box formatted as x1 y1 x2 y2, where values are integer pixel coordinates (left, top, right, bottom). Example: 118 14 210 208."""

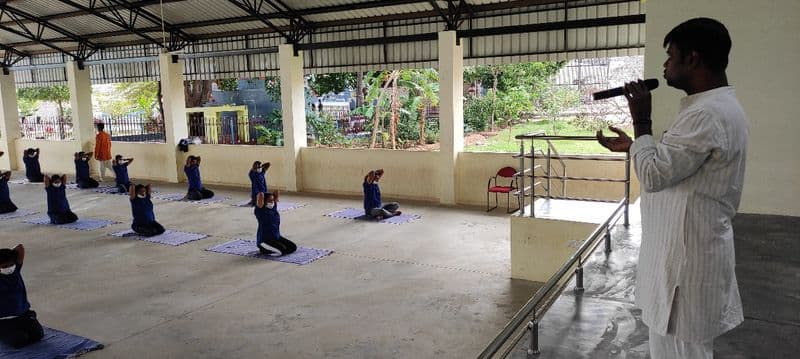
487 166 520 212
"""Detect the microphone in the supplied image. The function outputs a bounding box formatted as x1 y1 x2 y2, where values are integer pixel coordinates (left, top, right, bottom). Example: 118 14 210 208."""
592 79 659 101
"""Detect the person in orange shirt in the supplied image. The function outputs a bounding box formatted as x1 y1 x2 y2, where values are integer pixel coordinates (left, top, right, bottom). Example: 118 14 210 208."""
93 122 113 181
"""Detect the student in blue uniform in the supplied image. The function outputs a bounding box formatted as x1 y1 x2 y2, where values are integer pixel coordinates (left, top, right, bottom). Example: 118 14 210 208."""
129 183 165 237
22 148 43 183
113 155 134 194
254 191 297 256
247 161 270 206
0 244 44 348
184 156 214 200
0 152 16 214
363 168 401 219
44 174 78 224
74 151 99 189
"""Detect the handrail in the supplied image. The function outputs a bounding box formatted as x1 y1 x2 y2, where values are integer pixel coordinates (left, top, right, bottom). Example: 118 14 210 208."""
477 199 627 359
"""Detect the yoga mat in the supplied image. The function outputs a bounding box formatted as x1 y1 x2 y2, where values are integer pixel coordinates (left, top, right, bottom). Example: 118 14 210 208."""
110 229 208 246
207 239 333 265
93 186 123 194
233 199 307 212
24 217 119 231
65 183 79 190
325 208 421 225
0 327 103 359
152 192 227 205
0 209 38 220
8 179 34 185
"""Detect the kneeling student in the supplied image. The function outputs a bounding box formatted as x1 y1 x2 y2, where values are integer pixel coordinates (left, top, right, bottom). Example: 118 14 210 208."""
254 191 297 256
113 155 134 194
74 151 99 189
0 244 44 348
184 156 214 200
44 174 78 224
129 184 165 237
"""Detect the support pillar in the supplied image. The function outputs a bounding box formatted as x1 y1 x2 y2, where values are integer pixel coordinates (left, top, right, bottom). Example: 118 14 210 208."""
0 71 19 170
278 44 306 192
438 31 464 205
65 61 95 167
159 52 188 183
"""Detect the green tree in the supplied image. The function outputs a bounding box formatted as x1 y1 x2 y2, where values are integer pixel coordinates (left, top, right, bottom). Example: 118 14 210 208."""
307 73 356 95
538 86 581 134
264 76 281 102
17 97 40 117
17 85 70 118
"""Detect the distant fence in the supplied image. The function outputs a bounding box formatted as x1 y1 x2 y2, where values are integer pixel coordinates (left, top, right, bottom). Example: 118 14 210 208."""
96 114 166 143
188 113 275 145
19 114 166 142
19 116 74 140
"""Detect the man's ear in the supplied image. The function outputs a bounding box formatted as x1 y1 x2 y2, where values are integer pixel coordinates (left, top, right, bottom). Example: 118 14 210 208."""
687 50 702 70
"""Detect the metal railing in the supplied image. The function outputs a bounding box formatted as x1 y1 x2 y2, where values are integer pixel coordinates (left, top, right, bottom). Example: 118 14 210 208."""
514 133 630 226
477 199 628 359
188 114 278 145
479 134 632 358
95 114 166 143
19 116 74 140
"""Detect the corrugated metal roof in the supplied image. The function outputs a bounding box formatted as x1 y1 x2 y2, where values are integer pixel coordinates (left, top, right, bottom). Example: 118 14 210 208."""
141 0 249 24
4 0 646 85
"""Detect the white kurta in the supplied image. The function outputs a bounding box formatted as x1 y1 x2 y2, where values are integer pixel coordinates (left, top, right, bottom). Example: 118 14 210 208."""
630 86 749 343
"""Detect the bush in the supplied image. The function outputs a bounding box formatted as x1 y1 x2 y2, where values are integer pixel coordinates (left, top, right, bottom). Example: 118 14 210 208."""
307 112 344 145
255 125 283 146
464 95 493 132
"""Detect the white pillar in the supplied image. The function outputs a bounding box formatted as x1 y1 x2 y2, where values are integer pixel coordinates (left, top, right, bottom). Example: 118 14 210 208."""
0 71 19 170
65 61 95 154
159 52 188 183
278 44 306 192
438 31 464 205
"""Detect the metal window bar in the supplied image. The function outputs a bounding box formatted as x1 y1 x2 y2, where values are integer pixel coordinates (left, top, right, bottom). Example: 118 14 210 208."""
477 198 627 359
514 134 630 224
95 114 166 143
18 116 74 141
188 114 279 145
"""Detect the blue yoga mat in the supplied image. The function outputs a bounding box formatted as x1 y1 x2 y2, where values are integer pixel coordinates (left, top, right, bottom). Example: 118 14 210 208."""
325 208 421 225
110 229 208 246
0 209 39 220
207 239 333 265
0 327 103 359
152 192 227 205
24 217 119 231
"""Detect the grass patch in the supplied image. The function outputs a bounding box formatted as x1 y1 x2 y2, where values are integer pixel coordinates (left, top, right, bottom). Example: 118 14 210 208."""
464 119 631 154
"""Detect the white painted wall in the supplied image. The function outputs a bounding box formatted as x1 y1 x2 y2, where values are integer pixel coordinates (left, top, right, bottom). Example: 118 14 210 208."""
645 0 800 216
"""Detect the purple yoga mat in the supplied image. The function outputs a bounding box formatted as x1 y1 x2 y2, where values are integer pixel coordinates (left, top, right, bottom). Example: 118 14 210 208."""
24 217 119 231
325 207 421 225
0 209 38 220
110 229 208 246
206 239 333 265
0 327 103 359
153 192 227 205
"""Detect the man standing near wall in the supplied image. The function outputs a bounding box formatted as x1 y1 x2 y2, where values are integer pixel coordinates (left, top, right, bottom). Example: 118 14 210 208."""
596 18 749 358
94 123 113 181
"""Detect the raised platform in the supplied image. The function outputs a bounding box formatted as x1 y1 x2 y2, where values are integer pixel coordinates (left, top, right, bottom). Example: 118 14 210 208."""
511 199 623 282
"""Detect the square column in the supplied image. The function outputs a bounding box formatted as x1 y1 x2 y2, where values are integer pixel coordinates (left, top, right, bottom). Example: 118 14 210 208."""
278 44 307 192
65 61 95 156
438 31 464 205
159 52 188 183
0 71 19 170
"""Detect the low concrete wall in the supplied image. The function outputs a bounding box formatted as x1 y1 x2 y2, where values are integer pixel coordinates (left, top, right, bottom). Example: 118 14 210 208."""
185 144 288 189
14 139 80 176
299 147 441 202
510 216 597 282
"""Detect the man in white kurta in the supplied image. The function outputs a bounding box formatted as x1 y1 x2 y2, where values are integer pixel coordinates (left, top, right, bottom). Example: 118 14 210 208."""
598 18 748 358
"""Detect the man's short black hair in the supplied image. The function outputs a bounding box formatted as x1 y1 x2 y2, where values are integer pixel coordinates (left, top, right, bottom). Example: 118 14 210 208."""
96 122 105 131
663 17 731 72
0 248 16 265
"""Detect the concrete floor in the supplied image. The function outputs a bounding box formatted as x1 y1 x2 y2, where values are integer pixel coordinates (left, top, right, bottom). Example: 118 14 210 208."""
509 206 800 359
1 176 541 358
